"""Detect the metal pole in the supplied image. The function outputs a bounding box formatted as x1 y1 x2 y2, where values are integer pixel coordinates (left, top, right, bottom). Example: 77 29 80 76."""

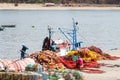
58 28 72 44
48 25 52 39
72 18 77 50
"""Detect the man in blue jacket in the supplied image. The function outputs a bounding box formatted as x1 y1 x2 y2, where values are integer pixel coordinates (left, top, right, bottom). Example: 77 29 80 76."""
20 45 28 60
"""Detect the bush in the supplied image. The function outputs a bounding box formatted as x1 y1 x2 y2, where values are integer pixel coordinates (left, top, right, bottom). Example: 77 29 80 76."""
26 0 44 3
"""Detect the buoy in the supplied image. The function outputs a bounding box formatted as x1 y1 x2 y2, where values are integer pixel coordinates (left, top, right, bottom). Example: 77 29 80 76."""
32 26 35 28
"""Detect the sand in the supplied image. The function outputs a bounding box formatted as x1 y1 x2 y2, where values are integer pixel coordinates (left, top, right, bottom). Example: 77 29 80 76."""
0 3 120 10
82 49 120 80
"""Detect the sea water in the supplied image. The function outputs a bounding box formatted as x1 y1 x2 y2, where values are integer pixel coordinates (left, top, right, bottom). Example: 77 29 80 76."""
0 10 120 59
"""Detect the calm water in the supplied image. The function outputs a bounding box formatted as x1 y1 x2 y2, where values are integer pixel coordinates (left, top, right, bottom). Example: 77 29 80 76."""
0 10 120 59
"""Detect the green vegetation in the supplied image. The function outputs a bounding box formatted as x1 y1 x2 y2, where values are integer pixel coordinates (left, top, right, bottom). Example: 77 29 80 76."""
0 0 120 4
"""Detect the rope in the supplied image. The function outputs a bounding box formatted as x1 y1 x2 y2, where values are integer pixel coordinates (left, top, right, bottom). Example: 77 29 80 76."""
78 31 90 44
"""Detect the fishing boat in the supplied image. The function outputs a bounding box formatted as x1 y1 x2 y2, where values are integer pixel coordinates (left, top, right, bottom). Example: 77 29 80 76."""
42 18 83 56
1 25 16 28
0 26 5 31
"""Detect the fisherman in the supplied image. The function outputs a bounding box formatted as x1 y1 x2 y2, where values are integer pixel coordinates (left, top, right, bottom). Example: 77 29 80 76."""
76 56 83 70
20 45 28 60
73 54 78 62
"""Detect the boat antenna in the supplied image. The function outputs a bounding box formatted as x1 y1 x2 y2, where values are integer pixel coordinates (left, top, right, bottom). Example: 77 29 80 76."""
48 25 52 39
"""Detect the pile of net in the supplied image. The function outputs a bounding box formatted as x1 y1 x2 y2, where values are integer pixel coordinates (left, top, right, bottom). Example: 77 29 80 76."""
29 50 65 71
67 46 120 61
28 46 120 74
0 58 35 72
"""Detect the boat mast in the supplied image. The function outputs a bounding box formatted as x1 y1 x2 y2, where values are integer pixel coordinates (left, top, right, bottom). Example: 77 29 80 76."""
72 18 77 50
48 25 52 39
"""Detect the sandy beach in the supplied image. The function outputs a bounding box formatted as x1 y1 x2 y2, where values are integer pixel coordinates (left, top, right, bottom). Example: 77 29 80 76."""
0 3 120 10
82 49 120 80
